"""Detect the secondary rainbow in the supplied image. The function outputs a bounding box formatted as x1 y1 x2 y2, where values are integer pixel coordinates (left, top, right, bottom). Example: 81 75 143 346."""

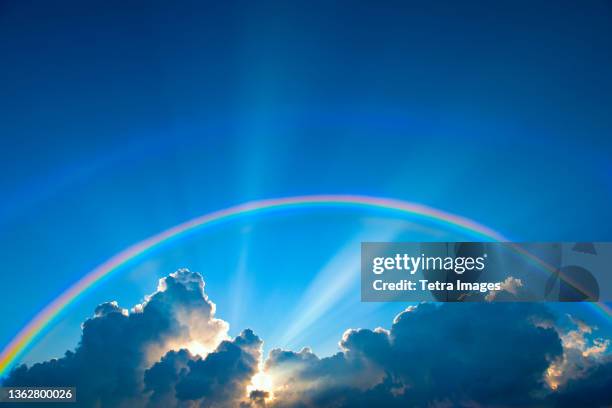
1 194 609 377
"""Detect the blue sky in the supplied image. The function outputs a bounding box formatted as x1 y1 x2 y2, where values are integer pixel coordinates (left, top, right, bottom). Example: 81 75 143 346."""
1 0 612 372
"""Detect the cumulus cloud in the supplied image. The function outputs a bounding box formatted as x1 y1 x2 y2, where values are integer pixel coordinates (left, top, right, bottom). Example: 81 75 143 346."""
545 315 611 390
266 303 563 407
3 270 611 408
485 276 523 301
549 358 612 407
4 269 229 407
264 304 611 408
145 329 262 407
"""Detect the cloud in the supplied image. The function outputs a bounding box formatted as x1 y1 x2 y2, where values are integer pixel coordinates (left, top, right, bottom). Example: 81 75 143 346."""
266 304 611 408
485 276 523 301
266 303 564 407
3 269 229 407
545 315 611 391
549 358 612 407
3 270 611 407
145 329 262 407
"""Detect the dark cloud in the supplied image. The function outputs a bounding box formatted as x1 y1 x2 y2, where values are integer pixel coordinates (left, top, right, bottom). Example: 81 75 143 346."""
145 329 262 407
265 303 612 408
266 303 587 408
550 358 612 407
143 349 192 407
3 270 611 408
3 269 229 407
176 329 260 404
244 390 270 407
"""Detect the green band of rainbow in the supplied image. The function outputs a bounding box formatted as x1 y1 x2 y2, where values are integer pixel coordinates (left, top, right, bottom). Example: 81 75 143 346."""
0 195 609 377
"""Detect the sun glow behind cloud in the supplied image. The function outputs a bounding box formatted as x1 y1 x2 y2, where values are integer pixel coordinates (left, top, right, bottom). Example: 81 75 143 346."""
185 340 212 357
248 370 275 398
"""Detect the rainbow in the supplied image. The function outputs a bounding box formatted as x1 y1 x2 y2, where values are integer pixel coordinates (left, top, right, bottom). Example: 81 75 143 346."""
0 194 609 377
